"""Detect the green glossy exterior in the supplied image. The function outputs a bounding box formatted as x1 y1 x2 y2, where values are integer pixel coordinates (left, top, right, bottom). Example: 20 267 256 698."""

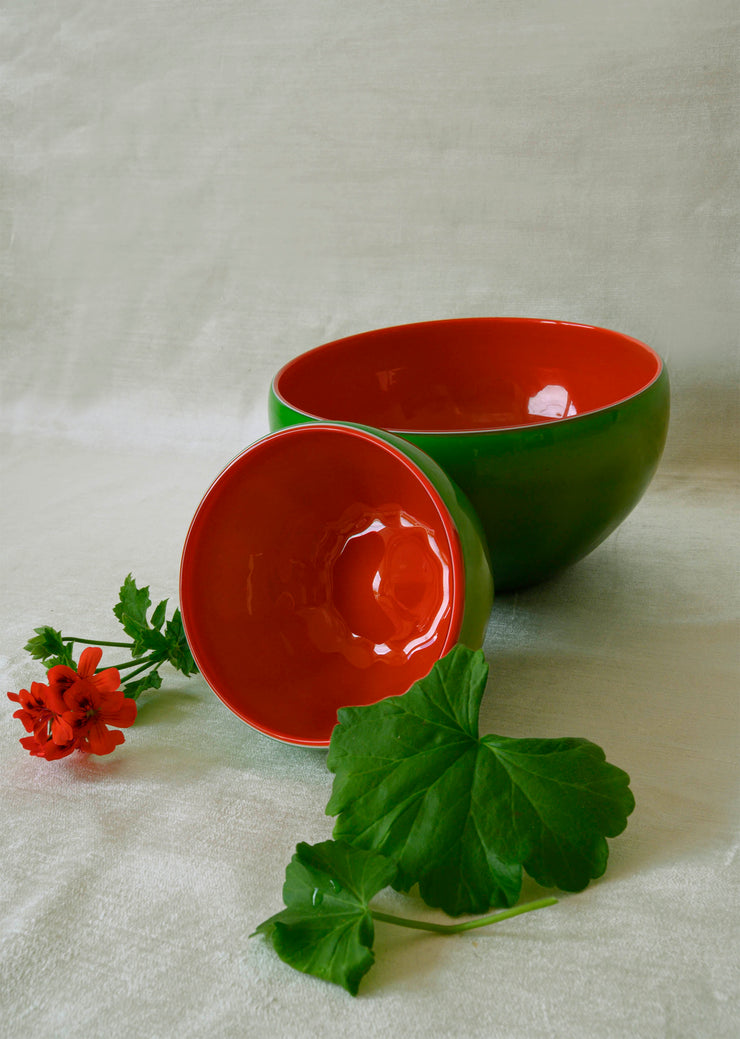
269 367 670 591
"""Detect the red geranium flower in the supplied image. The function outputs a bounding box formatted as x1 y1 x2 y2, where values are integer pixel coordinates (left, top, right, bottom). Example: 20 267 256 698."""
9 647 137 759
20 726 79 760
8 681 78 759
8 680 53 736
46 646 117 698
55 647 136 755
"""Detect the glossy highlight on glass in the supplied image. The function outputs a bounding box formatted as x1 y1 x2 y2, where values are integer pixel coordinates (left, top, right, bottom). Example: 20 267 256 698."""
270 318 670 590
325 505 452 667
179 423 493 746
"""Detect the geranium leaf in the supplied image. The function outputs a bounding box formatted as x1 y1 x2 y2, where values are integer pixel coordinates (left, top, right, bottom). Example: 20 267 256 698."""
24 626 74 668
150 598 168 631
164 610 198 676
327 645 634 916
123 669 162 701
112 577 176 659
252 840 397 996
112 574 153 655
478 733 634 890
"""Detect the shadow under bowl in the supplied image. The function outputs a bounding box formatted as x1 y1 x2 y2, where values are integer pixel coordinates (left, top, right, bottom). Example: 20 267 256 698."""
269 318 670 590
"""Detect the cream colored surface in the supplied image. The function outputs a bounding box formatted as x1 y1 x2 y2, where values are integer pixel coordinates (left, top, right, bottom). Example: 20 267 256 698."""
2 2 738 1036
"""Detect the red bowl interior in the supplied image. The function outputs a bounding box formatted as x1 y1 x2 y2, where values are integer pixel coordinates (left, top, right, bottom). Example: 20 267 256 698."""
273 318 662 433
180 425 465 746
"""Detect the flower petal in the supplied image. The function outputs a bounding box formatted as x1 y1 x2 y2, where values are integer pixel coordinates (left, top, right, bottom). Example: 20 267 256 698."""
92 685 126 713
91 667 122 694
51 714 75 745
20 733 45 756
101 698 137 729
77 647 103 678
20 732 76 760
42 739 77 760
12 708 39 733
44 683 68 715
82 719 125 756
47 664 78 696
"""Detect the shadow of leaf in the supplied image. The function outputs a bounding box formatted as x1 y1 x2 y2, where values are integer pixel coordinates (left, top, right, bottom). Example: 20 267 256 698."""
133 686 205 726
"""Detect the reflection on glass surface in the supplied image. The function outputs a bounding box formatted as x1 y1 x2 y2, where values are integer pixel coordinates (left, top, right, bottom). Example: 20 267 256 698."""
283 505 453 670
528 384 577 419
326 509 451 667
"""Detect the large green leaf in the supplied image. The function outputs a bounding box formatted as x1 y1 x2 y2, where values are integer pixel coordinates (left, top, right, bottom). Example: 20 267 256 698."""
327 645 635 916
252 840 397 996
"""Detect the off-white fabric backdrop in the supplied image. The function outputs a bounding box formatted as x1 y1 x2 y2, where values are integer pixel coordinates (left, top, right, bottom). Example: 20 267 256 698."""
2 2 738 1037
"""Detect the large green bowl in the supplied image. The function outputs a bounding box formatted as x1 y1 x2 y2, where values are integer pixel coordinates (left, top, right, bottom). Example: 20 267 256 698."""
269 318 670 590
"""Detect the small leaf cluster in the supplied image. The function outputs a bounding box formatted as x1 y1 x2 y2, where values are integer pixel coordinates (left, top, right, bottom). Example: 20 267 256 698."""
25 626 75 669
254 645 635 995
111 575 198 697
25 575 198 700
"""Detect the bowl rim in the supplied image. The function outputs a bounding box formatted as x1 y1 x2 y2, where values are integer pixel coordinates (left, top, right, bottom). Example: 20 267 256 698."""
271 316 666 436
179 422 469 747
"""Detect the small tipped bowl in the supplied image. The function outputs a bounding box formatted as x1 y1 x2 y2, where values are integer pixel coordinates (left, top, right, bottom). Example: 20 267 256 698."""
180 423 492 746
269 318 670 590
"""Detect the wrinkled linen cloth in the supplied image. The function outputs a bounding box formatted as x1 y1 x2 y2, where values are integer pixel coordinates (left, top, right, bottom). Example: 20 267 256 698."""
2 2 738 1037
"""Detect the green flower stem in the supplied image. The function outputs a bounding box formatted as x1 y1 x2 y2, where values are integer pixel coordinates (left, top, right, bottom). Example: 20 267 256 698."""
370 897 557 934
108 654 160 673
66 637 135 649
114 661 161 685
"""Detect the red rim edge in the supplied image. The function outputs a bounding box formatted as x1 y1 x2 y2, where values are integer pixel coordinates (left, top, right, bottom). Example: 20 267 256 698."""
272 317 665 435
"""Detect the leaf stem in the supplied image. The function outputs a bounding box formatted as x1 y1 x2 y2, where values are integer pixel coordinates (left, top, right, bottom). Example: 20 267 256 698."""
66 637 135 649
105 654 160 673
117 659 160 684
370 897 557 934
